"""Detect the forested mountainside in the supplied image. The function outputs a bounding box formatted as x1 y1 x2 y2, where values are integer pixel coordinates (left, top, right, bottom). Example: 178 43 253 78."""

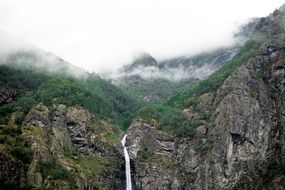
0 50 143 189
111 19 259 103
0 51 142 130
0 3 284 190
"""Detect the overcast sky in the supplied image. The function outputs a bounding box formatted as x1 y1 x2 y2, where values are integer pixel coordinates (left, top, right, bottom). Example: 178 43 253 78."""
0 0 284 72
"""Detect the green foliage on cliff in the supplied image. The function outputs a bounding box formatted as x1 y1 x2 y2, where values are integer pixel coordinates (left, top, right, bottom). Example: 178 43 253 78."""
0 125 34 164
0 64 50 92
37 159 76 189
168 39 261 107
195 139 214 154
138 104 199 137
140 150 155 160
0 125 34 189
38 160 74 180
76 156 123 189
233 159 285 190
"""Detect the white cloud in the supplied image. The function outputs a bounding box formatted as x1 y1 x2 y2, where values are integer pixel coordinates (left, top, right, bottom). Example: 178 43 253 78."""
0 0 283 73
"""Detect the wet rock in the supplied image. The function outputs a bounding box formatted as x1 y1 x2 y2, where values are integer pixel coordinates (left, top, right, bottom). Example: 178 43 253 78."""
24 103 50 128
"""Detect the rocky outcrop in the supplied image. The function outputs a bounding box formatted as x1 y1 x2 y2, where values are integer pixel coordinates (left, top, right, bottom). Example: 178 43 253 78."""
21 104 125 189
1 3 284 190
125 6 285 190
127 120 189 189
126 43 285 189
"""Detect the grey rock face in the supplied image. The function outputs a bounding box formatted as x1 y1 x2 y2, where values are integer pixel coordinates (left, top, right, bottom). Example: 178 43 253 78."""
21 103 125 189
126 8 285 189
24 103 50 128
127 121 188 190
127 43 285 189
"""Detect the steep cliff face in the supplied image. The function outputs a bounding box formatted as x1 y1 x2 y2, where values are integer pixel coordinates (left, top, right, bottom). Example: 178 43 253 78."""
125 6 285 190
1 103 126 189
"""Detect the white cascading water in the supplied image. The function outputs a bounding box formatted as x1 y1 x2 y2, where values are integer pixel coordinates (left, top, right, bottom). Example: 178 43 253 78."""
121 135 132 190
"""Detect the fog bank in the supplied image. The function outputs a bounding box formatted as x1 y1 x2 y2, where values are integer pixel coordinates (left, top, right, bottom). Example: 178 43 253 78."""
0 0 283 73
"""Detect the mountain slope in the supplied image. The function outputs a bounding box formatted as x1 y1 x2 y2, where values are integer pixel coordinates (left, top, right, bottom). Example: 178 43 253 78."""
111 19 259 102
0 50 142 130
125 5 285 189
0 4 285 190
0 49 144 189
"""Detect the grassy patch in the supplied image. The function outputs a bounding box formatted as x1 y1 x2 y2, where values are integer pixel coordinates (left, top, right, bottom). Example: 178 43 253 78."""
37 159 76 189
0 125 34 164
63 147 78 158
76 156 122 189
138 104 199 137
140 150 155 160
195 139 214 155
77 156 109 175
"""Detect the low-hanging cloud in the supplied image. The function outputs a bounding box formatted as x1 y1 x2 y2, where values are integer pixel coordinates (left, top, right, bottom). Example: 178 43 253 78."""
111 64 218 81
0 0 284 73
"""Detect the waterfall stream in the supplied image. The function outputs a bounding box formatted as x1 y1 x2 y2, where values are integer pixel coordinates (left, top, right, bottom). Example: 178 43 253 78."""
121 135 132 190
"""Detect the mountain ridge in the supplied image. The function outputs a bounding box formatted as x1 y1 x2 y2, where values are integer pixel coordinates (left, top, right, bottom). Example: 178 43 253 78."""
111 18 259 102
0 3 284 190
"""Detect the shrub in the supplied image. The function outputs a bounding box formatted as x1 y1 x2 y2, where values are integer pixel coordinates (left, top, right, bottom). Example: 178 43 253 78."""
138 104 199 138
11 145 34 164
140 150 154 160
195 140 214 154
37 159 74 182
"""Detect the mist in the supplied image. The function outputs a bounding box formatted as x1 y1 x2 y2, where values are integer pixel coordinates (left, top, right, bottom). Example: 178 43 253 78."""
0 0 284 73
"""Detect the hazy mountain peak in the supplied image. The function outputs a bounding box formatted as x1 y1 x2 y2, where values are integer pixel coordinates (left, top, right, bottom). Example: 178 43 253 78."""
122 52 158 72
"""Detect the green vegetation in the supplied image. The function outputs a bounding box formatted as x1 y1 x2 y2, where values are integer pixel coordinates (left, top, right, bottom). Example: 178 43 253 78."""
0 37 261 134
37 159 74 180
168 39 261 107
140 150 155 160
138 104 200 137
0 125 34 189
37 159 76 189
63 147 78 158
234 160 285 190
120 45 239 103
104 132 118 144
194 139 214 155
77 156 108 175
77 156 122 189
269 89 279 100
0 125 34 164
120 76 197 103
88 120 121 145
136 38 262 140
0 55 142 130
0 64 50 92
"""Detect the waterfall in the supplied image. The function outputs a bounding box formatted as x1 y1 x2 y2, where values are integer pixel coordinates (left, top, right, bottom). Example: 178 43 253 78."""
121 135 132 190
